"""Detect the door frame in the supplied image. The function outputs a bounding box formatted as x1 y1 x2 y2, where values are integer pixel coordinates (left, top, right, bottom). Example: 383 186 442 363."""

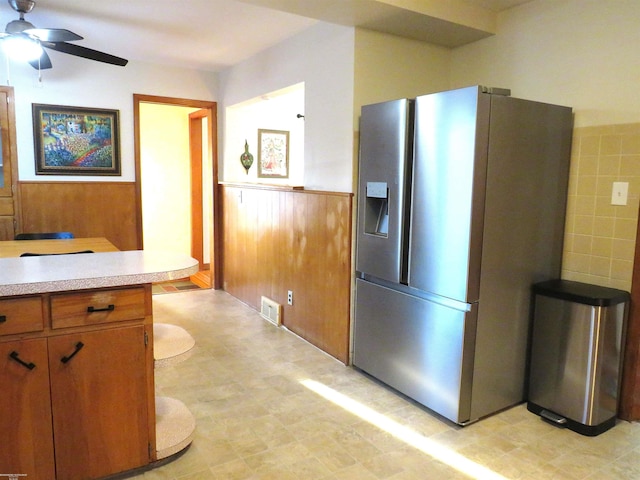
621 214 640 420
133 94 221 289
189 109 206 269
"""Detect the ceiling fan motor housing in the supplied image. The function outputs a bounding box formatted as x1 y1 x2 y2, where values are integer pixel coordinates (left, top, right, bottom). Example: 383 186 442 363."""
9 0 35 14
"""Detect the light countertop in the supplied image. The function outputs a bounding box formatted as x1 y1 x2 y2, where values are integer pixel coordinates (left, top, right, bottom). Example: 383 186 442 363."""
0 250 199 297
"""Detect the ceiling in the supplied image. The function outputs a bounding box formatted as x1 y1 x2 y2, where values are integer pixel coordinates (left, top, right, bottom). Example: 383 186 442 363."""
3 0 532 72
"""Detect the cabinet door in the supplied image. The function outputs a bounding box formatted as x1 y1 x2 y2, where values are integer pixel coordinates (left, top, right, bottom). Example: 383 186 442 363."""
49 326 150 480
0 338 55 478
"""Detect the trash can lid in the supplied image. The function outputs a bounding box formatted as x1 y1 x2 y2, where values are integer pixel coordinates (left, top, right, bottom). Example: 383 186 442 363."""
533 279 630 306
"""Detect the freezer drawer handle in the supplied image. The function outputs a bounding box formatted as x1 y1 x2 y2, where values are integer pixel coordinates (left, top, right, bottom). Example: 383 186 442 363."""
87 304 115 313
61 341 85 364
9 351 36 370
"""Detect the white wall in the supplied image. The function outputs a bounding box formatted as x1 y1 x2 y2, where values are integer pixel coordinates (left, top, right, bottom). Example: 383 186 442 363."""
2 54 217 182
450 0 640 128
218 22 355 192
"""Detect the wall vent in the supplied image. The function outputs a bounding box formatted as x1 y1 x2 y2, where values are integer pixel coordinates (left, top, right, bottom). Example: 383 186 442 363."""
260 296 282 326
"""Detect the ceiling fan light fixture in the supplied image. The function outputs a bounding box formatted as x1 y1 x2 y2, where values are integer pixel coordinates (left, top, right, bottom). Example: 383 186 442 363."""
1 0 128 69
2 34 42 61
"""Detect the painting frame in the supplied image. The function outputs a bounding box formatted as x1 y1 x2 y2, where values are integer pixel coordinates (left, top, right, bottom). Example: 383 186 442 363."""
257 128 289 178
33 103 121 176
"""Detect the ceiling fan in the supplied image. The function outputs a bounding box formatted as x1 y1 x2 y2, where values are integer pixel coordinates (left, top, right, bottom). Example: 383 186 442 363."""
1 0 127 69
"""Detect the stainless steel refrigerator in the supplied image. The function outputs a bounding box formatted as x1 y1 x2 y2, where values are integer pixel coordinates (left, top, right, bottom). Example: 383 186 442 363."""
353 85 573 425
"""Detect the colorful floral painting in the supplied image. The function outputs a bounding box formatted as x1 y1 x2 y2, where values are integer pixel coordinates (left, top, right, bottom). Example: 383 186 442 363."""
33 104 121 175
258 129 289 178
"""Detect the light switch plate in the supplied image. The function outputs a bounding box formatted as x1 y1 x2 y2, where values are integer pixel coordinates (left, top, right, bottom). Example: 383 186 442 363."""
611 182 629 206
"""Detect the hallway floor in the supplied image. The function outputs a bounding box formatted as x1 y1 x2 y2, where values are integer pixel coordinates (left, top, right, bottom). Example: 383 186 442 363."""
129 289 640 480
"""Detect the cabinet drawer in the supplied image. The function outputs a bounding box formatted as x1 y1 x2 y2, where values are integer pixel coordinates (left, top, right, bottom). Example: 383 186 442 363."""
0 297 44 336
51 288 146 329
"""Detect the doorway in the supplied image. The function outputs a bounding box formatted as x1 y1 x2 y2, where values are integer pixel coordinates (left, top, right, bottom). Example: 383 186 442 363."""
133 94 220 289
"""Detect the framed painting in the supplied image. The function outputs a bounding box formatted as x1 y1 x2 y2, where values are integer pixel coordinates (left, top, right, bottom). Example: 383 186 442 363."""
32 104 121 176
258 129 289 178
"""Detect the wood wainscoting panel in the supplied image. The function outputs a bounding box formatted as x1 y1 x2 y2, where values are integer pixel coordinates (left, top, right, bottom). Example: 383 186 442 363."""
222 187 259 307
221 184 352 364
19 182 138 250
0 217 14 241
0 197 14 241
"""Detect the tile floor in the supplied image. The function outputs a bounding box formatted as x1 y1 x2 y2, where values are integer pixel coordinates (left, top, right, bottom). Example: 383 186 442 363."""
128 289 640 480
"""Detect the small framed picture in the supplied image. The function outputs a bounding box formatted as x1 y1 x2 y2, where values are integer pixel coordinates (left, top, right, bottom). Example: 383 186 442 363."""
258 129 289 178
33 104 121 176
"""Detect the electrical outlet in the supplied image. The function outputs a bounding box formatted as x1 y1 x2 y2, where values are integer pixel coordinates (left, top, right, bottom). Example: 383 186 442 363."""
287 290 293 306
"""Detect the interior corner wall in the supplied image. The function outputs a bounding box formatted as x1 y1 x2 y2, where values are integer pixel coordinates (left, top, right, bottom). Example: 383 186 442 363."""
449 0 640 129
218 22 355 193
5 56 217 182
353 28 451 128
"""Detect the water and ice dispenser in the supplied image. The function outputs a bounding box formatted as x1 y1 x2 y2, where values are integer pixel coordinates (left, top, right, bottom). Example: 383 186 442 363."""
363 182 389 237
528 279 630 436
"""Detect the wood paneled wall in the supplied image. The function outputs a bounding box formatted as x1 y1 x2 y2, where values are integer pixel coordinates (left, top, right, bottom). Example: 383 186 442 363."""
0 198 14 240
19 182 139 251
221 184 353 364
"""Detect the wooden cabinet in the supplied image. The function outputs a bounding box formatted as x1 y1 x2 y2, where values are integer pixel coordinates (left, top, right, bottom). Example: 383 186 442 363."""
49 326 150 480
0 285 155 480
0 296 44 335
0 338 56 479
51 287 146 329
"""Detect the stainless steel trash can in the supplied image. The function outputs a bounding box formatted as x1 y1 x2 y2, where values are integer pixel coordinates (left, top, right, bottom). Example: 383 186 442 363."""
527 279 629 436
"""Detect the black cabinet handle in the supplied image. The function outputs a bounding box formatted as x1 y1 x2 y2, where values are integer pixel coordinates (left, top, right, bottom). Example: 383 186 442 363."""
61 342 84 364
87 304 115 313
0 315 6 323
9 351 36 370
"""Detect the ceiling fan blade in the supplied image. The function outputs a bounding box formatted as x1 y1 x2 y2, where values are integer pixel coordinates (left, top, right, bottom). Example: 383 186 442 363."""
28 48 52 69
45 41 128 66
24 28 83 42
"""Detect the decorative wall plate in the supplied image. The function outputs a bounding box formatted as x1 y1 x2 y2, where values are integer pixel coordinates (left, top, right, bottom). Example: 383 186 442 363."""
240 140 254 174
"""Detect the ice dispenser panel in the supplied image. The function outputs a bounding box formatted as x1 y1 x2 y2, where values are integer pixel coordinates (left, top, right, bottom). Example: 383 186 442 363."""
364 182 389 236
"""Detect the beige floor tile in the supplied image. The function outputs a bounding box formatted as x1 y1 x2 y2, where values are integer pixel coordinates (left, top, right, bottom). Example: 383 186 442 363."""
208 459 254 480
328 463 380 480
549 450 614 480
